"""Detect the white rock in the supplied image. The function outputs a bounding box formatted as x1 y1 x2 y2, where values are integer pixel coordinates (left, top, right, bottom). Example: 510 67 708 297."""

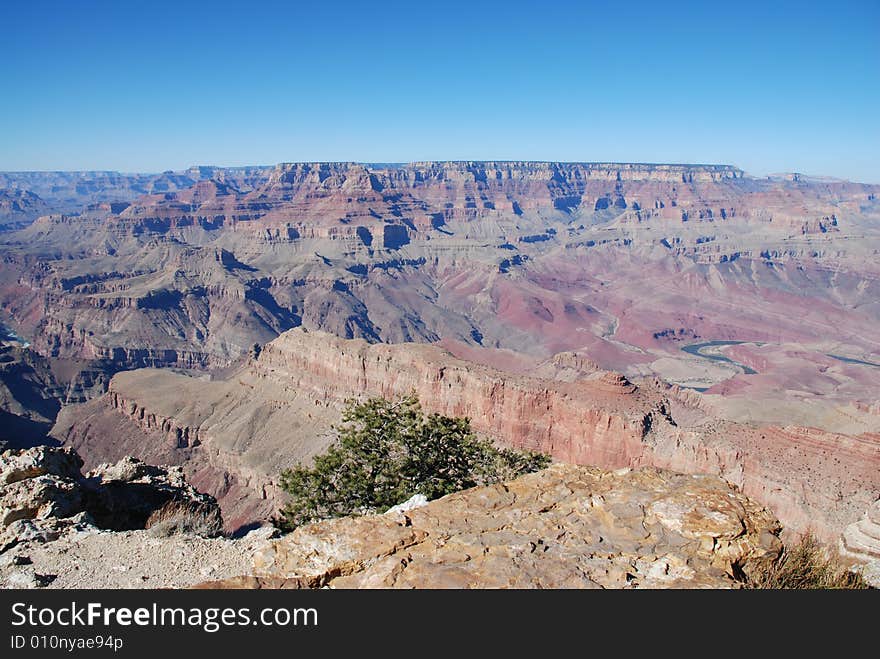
857 560 880 588
243 525 280 541
385 494 428 515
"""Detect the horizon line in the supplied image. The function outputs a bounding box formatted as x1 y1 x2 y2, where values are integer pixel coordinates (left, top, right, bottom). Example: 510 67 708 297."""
1 161 875 184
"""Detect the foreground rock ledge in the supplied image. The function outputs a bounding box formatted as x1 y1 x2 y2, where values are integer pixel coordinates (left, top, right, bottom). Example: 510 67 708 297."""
203 464 783 589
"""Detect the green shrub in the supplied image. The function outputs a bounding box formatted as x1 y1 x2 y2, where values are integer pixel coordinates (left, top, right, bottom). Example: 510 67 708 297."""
748 534 870 589
278 395 550 530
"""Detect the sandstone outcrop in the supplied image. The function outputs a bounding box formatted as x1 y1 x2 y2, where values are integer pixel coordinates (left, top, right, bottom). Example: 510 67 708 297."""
0 444 84 486
0 446 222 557
0 447 287 589
240 464 782 589
841 499 880 586
84 456 222 532
1 462 786 590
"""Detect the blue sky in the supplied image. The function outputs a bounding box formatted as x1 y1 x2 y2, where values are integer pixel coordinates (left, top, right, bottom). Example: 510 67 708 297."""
1 1 878 181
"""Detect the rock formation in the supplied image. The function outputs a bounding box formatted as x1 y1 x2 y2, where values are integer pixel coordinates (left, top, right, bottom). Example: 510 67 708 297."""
1 161 877 446
217 464 782 589
0 339 113 448
0 446 222 559
841 499 880 586
842 499 880 560
52 328 880 546
0 446 292 589
0 189 49 231
1 460 789 590
2 161 877 379
0 166 271 220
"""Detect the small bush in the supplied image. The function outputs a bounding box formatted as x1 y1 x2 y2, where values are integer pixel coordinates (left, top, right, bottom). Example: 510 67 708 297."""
278 395 550 530
145 499 224 538
748 534 870 589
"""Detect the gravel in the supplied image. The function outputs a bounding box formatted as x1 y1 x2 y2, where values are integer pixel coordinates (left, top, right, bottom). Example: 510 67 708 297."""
0 526 277 589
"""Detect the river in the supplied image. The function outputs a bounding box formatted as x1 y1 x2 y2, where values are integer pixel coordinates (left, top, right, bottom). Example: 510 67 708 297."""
681 340 758 375
827 354 880 368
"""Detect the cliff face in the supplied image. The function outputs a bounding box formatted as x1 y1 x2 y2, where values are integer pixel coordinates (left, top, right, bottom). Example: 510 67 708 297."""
55 403 285 533
0 341 114 448
52 329 880 544
253 331 880 543
0 190 50 231
246 161 746 228
251 329 660 465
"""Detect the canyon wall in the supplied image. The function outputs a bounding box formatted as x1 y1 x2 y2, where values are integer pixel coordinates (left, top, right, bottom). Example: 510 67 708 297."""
53 329 880 542
0 190 50 231
3 160 878 375
250 329 663 465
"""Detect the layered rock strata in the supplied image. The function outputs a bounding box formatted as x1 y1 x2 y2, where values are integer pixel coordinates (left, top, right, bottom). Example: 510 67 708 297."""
0 190 49 230
2 161 877 380
52 329 880 546
843 500 880 559
841 499 880 586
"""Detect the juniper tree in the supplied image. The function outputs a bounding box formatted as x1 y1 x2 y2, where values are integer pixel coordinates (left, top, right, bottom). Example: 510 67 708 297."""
278 395 550 530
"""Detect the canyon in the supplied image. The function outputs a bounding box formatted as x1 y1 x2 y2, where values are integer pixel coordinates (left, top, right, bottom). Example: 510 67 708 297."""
0 161 877 577
1 162 877 419
51 328 880 545
0 167 272 223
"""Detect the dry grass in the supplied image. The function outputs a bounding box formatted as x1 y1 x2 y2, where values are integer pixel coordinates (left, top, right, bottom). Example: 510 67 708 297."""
748 534 870 589
145 499 224 538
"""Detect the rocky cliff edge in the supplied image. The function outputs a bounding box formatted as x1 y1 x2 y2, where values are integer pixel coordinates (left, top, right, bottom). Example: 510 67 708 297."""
210 463 784 589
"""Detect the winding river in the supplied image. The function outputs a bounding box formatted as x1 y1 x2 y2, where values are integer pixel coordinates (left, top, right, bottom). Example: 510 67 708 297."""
827 354 880 369
681 340 758 375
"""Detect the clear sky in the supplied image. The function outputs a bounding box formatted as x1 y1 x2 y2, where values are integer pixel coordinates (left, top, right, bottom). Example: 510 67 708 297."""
1 0 878 181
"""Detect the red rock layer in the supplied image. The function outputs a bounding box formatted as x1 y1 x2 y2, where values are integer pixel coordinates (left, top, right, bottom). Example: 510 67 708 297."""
53 329 877 542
